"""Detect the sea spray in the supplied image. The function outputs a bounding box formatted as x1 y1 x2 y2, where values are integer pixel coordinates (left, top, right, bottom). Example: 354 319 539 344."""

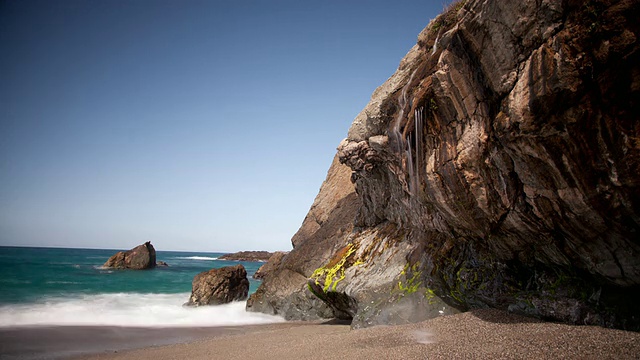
0 293 284 327
0 247 276 327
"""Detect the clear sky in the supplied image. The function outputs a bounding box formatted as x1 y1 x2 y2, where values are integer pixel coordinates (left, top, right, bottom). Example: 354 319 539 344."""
0 0 442 252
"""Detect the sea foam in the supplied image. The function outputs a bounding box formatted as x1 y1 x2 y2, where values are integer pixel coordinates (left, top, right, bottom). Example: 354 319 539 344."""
0 293 283 327
175 256 218 261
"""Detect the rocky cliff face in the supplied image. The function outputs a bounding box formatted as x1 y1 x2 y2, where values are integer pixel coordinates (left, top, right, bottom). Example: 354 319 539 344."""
248 0 640 330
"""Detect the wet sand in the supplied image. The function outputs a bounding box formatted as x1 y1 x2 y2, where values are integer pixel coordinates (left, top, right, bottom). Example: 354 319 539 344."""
3 310 639 360
0 323 309 360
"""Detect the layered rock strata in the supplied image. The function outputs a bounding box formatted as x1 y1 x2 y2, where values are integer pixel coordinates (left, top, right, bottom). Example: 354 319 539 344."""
249 0 640 330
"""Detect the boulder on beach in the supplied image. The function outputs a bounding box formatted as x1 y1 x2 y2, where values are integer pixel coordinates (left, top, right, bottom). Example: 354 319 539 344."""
103 241 156 270
253 251 288 280
219 251 273 262
186 264 250 306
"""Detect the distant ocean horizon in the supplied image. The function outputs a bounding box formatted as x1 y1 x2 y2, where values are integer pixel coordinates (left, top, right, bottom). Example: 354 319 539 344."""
0 246 284 327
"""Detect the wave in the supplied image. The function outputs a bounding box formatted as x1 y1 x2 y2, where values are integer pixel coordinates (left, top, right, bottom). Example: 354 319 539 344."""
174 256 218 261
0 293 283 327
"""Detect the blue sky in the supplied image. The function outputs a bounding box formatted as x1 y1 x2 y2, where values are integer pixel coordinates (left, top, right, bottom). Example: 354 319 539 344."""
0 0 442 252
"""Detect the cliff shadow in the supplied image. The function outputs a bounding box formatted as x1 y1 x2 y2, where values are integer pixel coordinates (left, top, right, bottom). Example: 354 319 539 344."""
467 308 544 325
320 318 353 326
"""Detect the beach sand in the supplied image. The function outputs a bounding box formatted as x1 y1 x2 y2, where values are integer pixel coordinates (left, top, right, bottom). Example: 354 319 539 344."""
3 309 639 360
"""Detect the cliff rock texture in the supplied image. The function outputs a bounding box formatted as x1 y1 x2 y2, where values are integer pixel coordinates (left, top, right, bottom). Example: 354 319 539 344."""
249 0 640 330
102 241 157 270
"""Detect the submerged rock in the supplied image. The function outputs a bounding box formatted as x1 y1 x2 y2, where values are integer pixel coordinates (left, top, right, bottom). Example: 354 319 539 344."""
248 0 640 330
103 241 156 270
186 265 250 306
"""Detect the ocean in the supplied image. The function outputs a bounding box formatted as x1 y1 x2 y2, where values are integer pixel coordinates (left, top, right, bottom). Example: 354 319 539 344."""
0 246 284 328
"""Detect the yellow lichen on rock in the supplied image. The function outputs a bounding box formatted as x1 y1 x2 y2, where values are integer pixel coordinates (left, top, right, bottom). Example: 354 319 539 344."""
311 244 359 292
397 263 422 294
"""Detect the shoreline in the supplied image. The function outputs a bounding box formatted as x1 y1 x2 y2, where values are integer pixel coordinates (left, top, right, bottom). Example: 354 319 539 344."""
0 322 311 360
3 310 639 360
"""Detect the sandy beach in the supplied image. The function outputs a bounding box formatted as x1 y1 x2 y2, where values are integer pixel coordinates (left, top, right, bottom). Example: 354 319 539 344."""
4 309 638 360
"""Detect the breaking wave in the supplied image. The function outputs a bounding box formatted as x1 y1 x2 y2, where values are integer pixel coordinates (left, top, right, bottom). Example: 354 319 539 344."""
175 256 219 261
0 293 283 327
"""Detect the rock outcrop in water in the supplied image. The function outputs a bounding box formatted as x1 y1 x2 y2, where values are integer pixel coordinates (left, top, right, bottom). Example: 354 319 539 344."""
102 241 156 270
186 265 250 306
248 0 640 330
219 251 273 262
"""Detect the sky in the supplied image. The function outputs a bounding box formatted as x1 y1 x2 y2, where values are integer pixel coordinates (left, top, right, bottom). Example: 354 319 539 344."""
0 0 442 252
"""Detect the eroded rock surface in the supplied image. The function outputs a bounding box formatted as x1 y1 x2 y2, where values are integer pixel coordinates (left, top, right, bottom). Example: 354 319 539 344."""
186 265 249 306
103 241 157 270
250 0 640 330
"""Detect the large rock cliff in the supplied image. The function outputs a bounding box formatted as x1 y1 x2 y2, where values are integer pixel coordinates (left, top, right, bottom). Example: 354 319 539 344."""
248 0 640 330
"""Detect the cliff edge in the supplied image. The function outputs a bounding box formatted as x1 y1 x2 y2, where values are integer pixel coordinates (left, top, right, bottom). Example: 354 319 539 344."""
248 0 640 330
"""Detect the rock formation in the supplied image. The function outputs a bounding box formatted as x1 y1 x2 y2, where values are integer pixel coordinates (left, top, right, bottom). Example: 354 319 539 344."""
102 241 157 270
254 251 288 279
219 251 273 262
248 0 640 330
186 265 250 306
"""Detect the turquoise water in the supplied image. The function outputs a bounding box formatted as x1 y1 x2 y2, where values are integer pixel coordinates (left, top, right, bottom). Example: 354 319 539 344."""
0 246 282 327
